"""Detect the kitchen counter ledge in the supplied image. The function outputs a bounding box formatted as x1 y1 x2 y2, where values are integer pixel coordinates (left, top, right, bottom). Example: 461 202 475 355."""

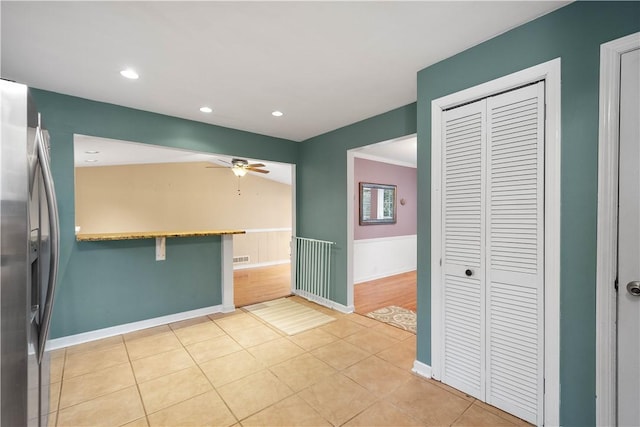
76 230 245 242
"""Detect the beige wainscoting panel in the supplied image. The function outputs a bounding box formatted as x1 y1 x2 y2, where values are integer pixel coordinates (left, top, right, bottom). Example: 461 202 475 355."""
233 230 292 266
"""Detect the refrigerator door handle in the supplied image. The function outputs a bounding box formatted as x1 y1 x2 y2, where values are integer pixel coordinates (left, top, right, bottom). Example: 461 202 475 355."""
36 126 60 364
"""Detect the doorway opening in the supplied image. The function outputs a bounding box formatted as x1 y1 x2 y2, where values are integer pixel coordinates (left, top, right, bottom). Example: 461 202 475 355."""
72 135 295 309
346 135 417 323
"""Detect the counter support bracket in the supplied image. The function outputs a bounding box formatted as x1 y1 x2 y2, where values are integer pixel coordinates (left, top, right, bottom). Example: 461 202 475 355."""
155 237 166 261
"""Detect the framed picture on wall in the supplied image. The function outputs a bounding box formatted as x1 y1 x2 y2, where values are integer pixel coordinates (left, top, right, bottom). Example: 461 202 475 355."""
359 182 397 225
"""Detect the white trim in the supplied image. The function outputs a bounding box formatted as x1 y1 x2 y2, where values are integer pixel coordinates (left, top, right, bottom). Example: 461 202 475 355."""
46 304 224 351
596 32 640 427
293 289 354 314
354 234 416 245
352 151 417 169
347 150 356 310
412 360 433 379
233 259 290 271
354 267 416 284
430 58 561 427
221 234 235 313
291 164 297 295
354 268 416 284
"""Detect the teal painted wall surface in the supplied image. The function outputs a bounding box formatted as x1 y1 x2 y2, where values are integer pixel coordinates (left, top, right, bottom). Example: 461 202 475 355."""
31 90 298 338
416 2 640 425
297 104 417 305
29 2 639 423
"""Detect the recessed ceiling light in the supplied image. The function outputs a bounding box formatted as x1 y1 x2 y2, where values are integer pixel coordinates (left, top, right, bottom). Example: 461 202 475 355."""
84 150 100 154
271 111 284 117
85 159 98 163
200 106 213 113
120 68 139 80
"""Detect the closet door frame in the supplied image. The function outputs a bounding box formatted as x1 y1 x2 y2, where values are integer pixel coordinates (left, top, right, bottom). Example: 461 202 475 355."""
431 58 560 426
595 32 640 427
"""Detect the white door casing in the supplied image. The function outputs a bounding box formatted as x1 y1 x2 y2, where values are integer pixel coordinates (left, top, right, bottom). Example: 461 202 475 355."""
617 47 640 427
432 58 561 427
596 32 640 427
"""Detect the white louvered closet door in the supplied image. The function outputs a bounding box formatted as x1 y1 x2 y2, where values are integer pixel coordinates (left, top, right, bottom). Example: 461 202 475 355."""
486 82 544 424
441 82 544 425
441 100 486 400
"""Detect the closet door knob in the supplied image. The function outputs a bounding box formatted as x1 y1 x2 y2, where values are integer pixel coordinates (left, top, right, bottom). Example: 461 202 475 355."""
627 281 640 296
465 269 473 277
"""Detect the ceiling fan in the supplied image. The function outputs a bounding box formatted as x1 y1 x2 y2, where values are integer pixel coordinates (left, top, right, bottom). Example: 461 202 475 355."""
206 158 269 177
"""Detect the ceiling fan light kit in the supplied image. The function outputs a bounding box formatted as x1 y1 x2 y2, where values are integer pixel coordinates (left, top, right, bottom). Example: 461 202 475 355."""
232 166 247 177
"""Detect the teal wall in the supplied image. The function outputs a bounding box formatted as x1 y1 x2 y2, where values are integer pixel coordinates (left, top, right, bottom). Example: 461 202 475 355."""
297 2 640 425
416 2 639 426
32 1 639 423
297 104 417 305
32 90 298 338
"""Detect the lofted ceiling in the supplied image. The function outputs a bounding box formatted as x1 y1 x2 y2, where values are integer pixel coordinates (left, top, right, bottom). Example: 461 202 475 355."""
74 135 293 185
1 1 569 142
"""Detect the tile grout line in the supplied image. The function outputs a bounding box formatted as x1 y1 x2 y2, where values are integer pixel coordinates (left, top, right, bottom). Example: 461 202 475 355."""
448 398 477 426
52 349 67 427
213 306 335 425
56 299 522 426
179 317 241 426
122 333 151 426
214 311 301 424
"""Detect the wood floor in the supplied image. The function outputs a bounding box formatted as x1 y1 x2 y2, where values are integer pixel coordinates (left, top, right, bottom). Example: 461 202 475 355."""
233 263 417 315
233 263 292 307
354 271 417 315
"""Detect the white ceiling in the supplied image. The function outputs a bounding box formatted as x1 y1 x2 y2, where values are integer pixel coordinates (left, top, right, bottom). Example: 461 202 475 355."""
2 1 568 142
355 136 417 168
74 135 293 185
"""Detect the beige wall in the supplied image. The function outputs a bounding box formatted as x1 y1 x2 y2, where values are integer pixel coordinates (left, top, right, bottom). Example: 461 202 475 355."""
233 230 291 266
75 162 292 264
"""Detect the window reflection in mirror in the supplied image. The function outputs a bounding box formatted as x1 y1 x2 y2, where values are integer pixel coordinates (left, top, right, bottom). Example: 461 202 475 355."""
359 182 396 225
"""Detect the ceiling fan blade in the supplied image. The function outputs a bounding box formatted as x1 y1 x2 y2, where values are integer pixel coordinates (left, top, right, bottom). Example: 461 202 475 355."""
247 163 265 168
206 159 232 168
248 168 269 174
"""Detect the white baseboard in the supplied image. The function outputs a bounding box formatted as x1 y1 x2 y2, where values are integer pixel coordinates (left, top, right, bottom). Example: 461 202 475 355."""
46 304 224 351
412 360 433 379
293 289 354 314
233 259 290 271
354 266 416 284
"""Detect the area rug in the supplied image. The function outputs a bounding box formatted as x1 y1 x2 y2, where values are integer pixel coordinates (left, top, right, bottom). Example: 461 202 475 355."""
244 298 336 335
366 306 416 334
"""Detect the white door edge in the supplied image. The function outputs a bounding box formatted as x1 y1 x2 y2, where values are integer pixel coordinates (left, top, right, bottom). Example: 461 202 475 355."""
347 149 356 309
596 32 640 427
431 57 561 426
290 164 297 294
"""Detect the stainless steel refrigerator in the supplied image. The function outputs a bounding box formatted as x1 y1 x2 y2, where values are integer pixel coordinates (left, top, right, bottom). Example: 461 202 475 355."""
1 79 60 426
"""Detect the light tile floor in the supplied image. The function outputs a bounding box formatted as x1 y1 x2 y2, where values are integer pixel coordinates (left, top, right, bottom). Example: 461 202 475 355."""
48 296 531 427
